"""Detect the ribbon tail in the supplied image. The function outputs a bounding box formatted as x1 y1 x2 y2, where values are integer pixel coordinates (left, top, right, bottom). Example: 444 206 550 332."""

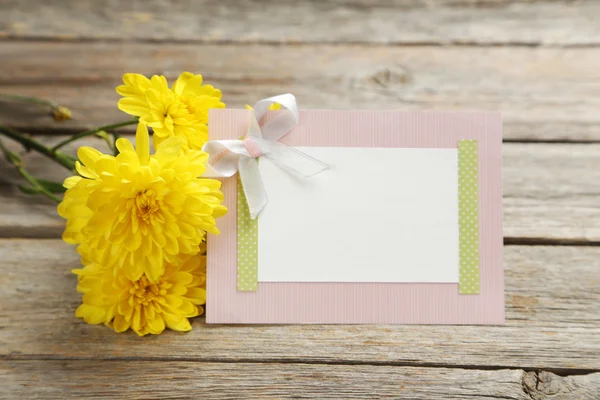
238 157 268 219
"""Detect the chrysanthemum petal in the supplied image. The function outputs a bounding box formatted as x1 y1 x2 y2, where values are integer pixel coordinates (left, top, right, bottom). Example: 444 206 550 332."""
174 272 193 286
113 314 130 333
185 287 207 305
163 313 192 332
75 304 106 325
172 72 201 95
63 175 82 189
78 147 103 169
135 123 150 166
116 73 151 97
154 136 182 163
150 75 169 91
164 294 183 308
178 298 198 317
146 314 165 334
115 138 136 154
118 98 151 118
132 307 142 332
123 229 142 251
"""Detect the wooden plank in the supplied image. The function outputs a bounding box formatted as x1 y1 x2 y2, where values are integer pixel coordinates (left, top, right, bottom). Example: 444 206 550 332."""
1 41 600 141
503 143 600 243
3 137 600 242
1 0 599 46
0 239 598 370
4 362 599 400
0 361 542 400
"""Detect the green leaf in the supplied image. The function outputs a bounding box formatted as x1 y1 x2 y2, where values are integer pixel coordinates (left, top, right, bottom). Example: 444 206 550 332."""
37 179 67 193
18 179 65 196
18 185 41 195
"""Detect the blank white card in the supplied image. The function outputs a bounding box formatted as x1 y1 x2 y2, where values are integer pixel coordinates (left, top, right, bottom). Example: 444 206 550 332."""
257 147 459 283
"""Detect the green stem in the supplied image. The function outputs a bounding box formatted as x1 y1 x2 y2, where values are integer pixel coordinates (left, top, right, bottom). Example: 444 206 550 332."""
51 118 138 152
94 131 114 153
0 93 58 109
0 124 76 171
0 139 61 203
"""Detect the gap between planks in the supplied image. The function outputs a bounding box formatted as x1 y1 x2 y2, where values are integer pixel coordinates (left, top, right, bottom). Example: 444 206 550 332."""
2 354 599 376
503 238 600 247
6 125 600 144
1 236 596 247
2 36 600 49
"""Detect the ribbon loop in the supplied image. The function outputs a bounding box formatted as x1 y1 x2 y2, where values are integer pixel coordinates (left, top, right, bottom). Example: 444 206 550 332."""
202 94 327 219
253 94 299 140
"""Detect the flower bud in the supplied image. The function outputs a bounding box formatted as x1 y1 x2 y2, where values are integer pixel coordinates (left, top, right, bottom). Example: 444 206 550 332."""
52 106 72 122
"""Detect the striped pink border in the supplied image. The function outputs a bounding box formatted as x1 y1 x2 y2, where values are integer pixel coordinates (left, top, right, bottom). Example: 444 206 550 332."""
207 110 504 324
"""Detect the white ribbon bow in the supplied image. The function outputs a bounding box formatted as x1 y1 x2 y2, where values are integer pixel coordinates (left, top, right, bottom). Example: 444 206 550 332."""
202 94 328 219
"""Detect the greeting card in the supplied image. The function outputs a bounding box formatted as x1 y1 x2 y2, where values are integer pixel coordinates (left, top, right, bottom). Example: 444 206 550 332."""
205 95 503 325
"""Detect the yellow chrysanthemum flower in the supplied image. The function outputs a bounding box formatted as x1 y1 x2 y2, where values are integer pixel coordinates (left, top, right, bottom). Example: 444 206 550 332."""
116 72 225 151
74 253 207 336
58 123 227 282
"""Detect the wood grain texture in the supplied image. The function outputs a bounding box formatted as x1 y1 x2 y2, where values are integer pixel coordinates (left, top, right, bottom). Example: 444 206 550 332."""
0 240 598 370
1 1 599 397
1 41 600 141
503 142 600 243
3 362 598 400
3 137 600 242
0 362 546 400
523 371 600 400
1 0 599 46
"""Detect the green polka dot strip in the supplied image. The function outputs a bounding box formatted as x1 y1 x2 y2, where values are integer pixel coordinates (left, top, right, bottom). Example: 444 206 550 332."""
237 176 258 291
458 140 481 295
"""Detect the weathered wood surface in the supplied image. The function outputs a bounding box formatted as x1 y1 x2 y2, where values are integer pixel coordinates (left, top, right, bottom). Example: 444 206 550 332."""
522 371 600 400
3 362 599 400
3 136 600 242
2 41 600 141
1 240 598 371
1 0 600 398
1 0 599 47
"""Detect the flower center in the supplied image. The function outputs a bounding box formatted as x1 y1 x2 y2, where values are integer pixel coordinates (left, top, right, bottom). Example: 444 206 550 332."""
180 96 206 121
135 190 160 223
182 98 195 114
130 276 168 307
